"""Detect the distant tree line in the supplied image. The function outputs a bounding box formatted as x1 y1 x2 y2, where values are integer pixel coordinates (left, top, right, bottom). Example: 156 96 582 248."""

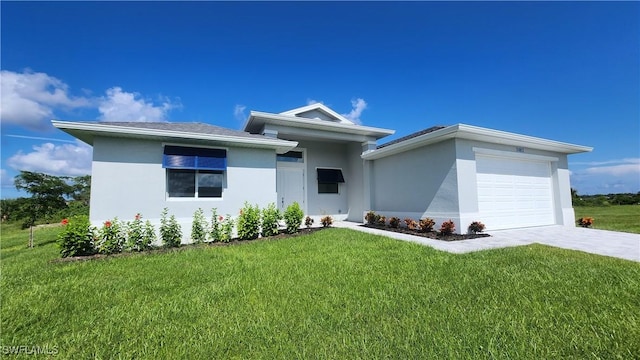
572 188 640 207
1 171 90 228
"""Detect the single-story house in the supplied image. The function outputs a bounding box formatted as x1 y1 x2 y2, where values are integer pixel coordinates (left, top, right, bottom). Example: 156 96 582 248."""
53 103 592 237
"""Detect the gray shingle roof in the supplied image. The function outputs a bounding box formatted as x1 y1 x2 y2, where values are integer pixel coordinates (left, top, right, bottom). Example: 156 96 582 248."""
99 122 270 140
377 126 447 149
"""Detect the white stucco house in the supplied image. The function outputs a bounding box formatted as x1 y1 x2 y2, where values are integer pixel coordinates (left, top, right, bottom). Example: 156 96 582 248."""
53 103 592 236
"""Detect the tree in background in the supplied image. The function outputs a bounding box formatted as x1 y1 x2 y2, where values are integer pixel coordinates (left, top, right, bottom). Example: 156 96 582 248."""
5 171 91 248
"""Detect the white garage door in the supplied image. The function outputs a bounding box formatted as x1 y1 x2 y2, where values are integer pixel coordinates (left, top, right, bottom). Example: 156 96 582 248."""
476 155 555 230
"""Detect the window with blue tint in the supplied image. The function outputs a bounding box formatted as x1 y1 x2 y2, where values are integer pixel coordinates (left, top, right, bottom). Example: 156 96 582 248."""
164 146 226 198
163 146 226 170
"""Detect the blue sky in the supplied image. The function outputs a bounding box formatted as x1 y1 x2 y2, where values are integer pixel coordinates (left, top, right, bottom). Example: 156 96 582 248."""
1 1 638 199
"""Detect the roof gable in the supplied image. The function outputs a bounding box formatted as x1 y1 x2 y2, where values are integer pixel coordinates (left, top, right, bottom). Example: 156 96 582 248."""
279 103 354 125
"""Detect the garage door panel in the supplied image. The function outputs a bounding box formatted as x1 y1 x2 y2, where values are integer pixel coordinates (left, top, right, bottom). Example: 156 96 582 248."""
476 155 554 230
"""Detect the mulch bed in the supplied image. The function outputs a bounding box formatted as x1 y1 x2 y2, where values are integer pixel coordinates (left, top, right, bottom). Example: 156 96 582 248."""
361 224 490 241
52 227 326 263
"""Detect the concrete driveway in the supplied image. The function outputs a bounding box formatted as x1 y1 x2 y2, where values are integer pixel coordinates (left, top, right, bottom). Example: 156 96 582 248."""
335 222 640 262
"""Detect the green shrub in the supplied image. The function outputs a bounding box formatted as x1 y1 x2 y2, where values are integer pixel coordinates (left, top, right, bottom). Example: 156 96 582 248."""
96 218 126 255
191 208 208 244
261 203 281 237
220 214 234 242
419 218 435 232
305 216 314 228
160 208 182 248
57 215 96 257
283 202 304 234
389 217 401 228
237 202 261 240
125 213 155 252
377 215 386 227
320 215 333 227
439 219 456 235
126 214 144 251
210 208 222 242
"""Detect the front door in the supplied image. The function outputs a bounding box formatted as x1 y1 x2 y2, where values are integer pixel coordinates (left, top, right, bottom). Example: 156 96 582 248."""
276 167 305 212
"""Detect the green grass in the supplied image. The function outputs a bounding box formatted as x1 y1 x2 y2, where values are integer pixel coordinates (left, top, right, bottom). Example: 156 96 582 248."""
575 204 640 234
2 224 639 359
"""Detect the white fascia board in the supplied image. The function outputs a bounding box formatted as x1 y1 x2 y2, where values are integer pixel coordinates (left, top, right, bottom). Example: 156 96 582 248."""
280 103 353 124
247 111 395 139
455 124 593 154
362 124 592 160
52 120 298 153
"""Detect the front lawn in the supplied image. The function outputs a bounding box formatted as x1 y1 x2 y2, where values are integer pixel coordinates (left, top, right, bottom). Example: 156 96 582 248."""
575 204 640 234
1 224 639 358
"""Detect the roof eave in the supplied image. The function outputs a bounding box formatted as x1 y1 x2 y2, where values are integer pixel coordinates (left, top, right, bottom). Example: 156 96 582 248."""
362 124 592 160
246 111 395 139
52 120 298 153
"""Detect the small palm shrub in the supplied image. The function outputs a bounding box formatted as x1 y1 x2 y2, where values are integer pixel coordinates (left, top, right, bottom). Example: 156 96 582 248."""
389 217 401 228
320 215 333 227
468 221 486 234
58 215 96 257
237 202 261 240
160 208 182 248
261 203 281 237
97 218 126 254
191 208 208 244
305 216 314 228
283 202 304 234
419 218 435 232
404 218 418 230
440 220 456 235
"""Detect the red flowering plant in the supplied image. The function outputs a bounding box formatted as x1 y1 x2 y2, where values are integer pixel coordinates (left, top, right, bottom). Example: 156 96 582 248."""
388 217 401 228
577 217 594 228
96 218 125 254
127 213 155 251
439 220 456 236
419 218 436 232
468 221 486 234
210 208 234 242
57 215 96 257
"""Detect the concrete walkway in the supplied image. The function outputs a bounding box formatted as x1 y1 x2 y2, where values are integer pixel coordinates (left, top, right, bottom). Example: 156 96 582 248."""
334 222 640 262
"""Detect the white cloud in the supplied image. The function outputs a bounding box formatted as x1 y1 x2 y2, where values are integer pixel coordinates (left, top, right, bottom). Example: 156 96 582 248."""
571 158 640 194
0 69 91 130
306 99 321 105
7 141 92 177
572 158 640 167
582 158 640 176
98 87 179 122
341 98 367 124
584 164 640 177
234 104 247 122
1 169 14 188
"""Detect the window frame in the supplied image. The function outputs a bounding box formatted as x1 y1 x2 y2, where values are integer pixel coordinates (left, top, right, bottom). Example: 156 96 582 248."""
163 144 228 200
316 167 345 195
